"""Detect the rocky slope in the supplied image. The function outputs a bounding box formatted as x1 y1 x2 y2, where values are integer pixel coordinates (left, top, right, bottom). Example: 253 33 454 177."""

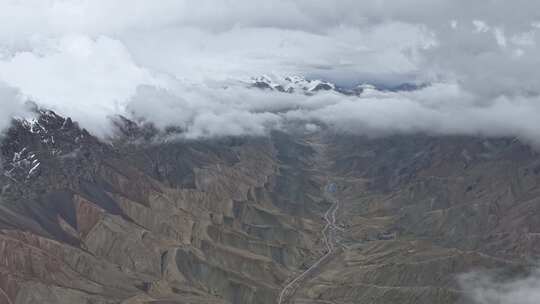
0 111 539 304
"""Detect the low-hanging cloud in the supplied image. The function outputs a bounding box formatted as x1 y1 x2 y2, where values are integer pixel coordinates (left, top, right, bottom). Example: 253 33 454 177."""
460 268 540 304
0 0 539 142
0 83 30 133
122 82 540 146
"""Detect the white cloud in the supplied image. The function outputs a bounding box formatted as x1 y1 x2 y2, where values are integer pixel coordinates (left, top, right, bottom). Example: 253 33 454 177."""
494 28 507 47
0 83 30 133
0 35 161 137
473 20 490 33
113 80 540 145
283 83 540 146
0 0 539 142
460 268 540 304
126 84 287 139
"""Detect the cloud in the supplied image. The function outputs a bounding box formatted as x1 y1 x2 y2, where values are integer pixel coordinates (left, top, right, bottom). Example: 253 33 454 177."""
126 85 284 138
115 81 540 145
0 83 31 168
460 268 540 304
285 83 540 145
0 1 539 141
0 83 30 133
0 35 161 137
121 21 430 85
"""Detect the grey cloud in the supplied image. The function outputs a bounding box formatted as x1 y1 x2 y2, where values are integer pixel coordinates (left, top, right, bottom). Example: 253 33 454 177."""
0 1 539 142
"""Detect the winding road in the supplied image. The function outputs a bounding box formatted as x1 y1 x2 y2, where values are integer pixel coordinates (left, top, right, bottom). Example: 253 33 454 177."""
277 184 342 304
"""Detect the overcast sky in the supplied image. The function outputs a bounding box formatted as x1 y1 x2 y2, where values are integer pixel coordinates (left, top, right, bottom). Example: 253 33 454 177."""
0 0 540 143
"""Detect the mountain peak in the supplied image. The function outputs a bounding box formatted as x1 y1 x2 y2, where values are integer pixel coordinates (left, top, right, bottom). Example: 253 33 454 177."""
2 109 98 183
248 75 427 96
249 75 336 94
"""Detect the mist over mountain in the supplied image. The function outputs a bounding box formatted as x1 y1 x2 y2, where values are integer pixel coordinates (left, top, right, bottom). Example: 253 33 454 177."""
1 1 540 142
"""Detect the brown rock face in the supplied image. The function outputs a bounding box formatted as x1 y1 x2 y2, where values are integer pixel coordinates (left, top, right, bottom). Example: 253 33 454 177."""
1 112 539 304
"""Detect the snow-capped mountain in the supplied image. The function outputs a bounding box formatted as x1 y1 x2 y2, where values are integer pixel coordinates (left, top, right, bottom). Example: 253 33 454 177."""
0 106 537 304
248 75 426 96
249 75 337 94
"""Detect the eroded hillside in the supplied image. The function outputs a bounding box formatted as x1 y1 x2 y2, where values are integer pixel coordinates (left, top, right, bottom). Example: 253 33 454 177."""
1 112 539 304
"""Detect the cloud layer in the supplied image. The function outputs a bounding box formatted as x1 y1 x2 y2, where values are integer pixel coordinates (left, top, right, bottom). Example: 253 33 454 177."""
0 0 539 142
460 268 540 304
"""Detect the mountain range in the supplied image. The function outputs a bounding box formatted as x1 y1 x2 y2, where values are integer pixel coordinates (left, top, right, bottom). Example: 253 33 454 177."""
248 75 425 96
0 106 539 304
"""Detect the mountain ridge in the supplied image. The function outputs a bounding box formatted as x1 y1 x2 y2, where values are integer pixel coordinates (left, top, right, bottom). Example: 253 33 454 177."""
247 75 426 96
0 110 539 304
